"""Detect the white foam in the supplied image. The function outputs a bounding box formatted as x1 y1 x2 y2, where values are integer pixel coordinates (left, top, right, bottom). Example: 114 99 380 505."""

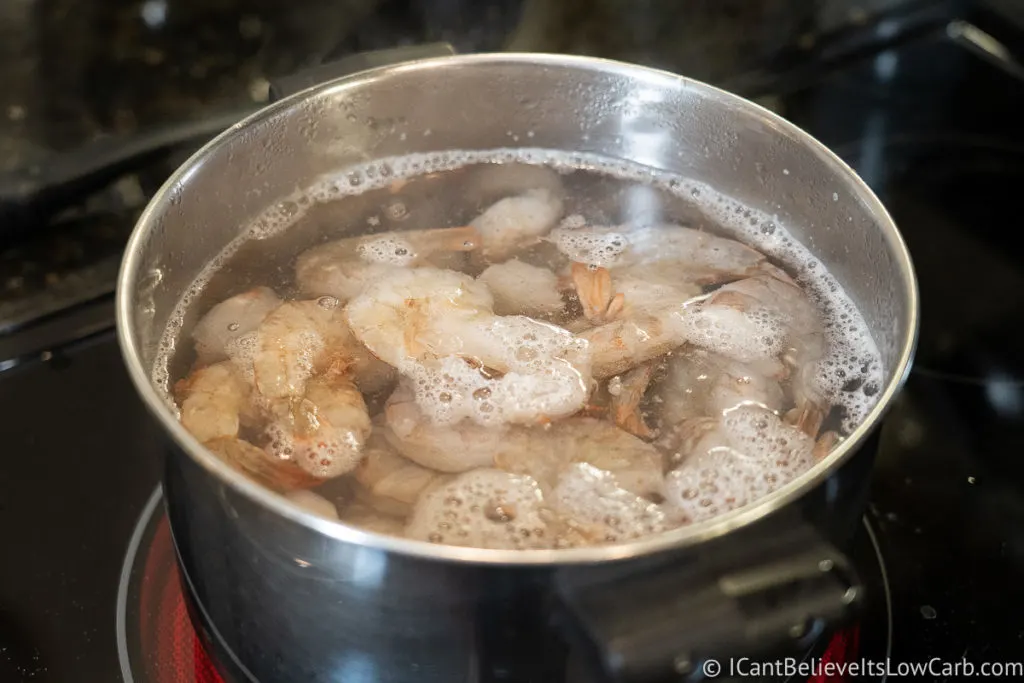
404 468 552 549
664 406 816 522
550 224 628 268
404 316 591 428
553 463 673 543
356 235 418 266
668 300 788 366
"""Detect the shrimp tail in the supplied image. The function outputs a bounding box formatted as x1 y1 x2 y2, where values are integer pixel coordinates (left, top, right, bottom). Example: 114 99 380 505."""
611 362 657 440
785 403 826 438
812 430 840 461
571 262 624 324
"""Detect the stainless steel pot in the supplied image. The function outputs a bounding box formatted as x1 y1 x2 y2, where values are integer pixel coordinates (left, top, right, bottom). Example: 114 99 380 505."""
116 50 918 683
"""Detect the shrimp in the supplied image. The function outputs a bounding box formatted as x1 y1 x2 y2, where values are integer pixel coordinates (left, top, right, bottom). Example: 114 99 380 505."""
553 223 767 327
346 267 592 428
345 267 495 368
264 374 373 479
470 188 564 262
295 225 481 302
191 287 282 364
578 311 684 379
551 463 678 544
174 361 259 443
663 405 817 523
615 224 769 285
679 270 827 434
463 163 565 206
252 298 394 401
404 468 554 549
552 223 767 286
204 436 320 492
477 259 565 318
568 266 702 328
353 429 446 516
383 381 663 498
175 361 329 489
578 264 817 382
338 501 407 537
491 417 665 500
382 382 509 472
655 348 785 428
286 489 340 520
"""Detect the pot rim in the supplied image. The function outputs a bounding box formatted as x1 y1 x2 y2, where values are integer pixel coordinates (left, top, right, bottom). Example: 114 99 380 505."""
116 52 920 567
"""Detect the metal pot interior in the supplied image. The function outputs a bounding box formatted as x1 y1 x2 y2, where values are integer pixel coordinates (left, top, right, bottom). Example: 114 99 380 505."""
116 53 918 564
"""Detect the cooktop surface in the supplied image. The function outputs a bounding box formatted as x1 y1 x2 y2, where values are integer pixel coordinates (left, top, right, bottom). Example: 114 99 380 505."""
3 1 1024 681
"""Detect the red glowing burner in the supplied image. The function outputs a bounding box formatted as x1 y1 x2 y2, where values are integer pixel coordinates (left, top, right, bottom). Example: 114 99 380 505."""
137 518 224 683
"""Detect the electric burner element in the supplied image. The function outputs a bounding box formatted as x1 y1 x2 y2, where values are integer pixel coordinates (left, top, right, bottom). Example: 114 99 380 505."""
116 489 891 683
117 489 225 683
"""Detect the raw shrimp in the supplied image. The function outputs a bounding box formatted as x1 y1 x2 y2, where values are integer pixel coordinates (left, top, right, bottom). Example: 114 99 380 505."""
578 264 820 382
174 360 339 489
346 267 592 428
551 223 768 285
404 468 553 549
344 267 495 368
555 222 768 328
252 298 393 400
477 259 565 317
383 381 663 498
662 405 818 523
655 348 785 428
264 374 373 479
204 436 320 492
286 489 340 520
570 267 700 328
353 428 446 516
578 310 686 379
175 361 259 443
462 163 565 206
491 417 665 500
676 270 827 433
191 286 281 364
295 226 481 302
551 463 678 544
338 501 407 536
382 383 509 472
470 188 564 262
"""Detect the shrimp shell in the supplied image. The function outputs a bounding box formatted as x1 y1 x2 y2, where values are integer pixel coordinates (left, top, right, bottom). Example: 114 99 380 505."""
205 436 321 492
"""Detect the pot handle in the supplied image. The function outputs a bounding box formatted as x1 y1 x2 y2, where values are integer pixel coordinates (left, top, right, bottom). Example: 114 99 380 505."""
267 42 458 101
553 520 863 683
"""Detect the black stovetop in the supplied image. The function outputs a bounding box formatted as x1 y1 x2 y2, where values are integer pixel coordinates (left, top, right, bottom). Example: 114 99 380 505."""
3 1 1024 681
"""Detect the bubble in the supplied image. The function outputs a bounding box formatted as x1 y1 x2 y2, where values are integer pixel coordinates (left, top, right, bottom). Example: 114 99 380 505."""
317 295 339 309
385 202 408 220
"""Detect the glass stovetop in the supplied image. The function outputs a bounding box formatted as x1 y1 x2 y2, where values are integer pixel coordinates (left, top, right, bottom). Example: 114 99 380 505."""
3 1 1024 681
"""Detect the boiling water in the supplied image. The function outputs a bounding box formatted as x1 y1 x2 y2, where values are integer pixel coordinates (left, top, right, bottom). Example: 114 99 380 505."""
155 150 885 550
